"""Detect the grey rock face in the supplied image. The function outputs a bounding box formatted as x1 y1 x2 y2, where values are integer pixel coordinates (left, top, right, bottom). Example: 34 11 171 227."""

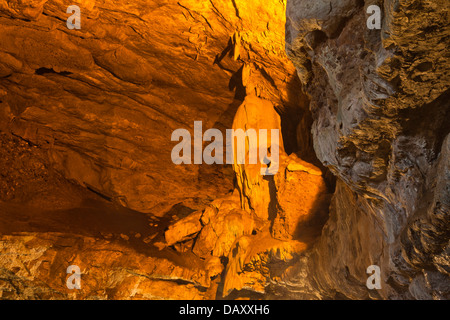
284 0 449 299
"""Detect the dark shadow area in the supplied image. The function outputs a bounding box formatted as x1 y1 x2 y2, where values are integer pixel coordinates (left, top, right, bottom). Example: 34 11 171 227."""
213 38 235 73
304 30 328 50
399 88 450 162
0 198 149 237
292 193 333 244
228 65 246 101
284 74 337 193
35 67 72 76
276 73 304 155
0 197 205 269
164 202 197 220
217 288 265 300
265 174 278 226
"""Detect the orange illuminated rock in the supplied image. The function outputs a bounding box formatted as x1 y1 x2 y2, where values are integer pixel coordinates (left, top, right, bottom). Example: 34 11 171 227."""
222 230 308 297
0 0 297 216
164 210 203 247
0 232 209 300
231 103 331 240
272 154 330 241
193 196 256 259
205 256 223 279
232 95 285 220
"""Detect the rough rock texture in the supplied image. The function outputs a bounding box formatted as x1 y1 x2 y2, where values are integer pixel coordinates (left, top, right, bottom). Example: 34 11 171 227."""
164 210 203 247
0 0 324 300
155 142 333 297
0 0 448 301
231 95 284 220
0 233 209 299
272 154 331 241
0 0 302 215
284 0 450 299
193 194 256 259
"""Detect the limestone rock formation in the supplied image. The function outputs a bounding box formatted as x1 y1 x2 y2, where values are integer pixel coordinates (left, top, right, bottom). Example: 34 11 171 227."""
0 0 448 301
164 210 203 247
222 232 308 297
231 95 284 220
284 0 450 299
272 154 331 241
0 233 209 300
192 193 256 259
0 0 299 215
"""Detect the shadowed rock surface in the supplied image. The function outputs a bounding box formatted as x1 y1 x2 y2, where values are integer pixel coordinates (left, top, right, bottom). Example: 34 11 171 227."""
0 0 302 214
0 0 448 300
284 0 449 299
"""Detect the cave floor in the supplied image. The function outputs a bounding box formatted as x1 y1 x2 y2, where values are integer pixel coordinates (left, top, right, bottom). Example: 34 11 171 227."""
0 199 204 269
0 132 322 300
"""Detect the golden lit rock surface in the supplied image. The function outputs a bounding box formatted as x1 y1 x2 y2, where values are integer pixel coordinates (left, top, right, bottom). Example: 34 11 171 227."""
0 0 299 215
0 0 317 297
0 0 448 301
164 210 203 247
192 194 256 259
232 95 284 220
222 232 308 297
0 233 208 299
284 0 450 299
272 154 331 241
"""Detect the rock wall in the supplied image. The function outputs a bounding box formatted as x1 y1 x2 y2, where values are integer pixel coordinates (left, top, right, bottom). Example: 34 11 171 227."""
0 0 304 215
0 0 322 300
0 0 448 300
284 0 449 299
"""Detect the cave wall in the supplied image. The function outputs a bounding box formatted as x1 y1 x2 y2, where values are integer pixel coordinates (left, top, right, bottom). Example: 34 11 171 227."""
0 0 305 215
0 0 448 300
0 0 320 300
284 0 449 299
